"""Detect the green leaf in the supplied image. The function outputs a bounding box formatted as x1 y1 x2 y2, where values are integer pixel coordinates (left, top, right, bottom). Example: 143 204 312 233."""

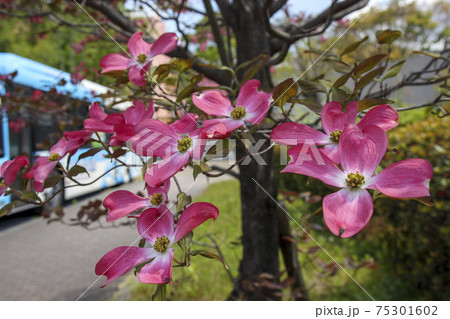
138 238 146 248
353 66 385 93
293 98 323 113
173 58 194 73
176 231 194 253
176 192 192 213
78 147 102 161
21 192 42 203
193 164 202 180
272 78 298 107
354 54 386 77
67 165 89 178
43 175 62 189
198 62 235 75
297 79 327 94
241 55 270 85
189 249 229 270
357 98 395 111
235 54 268 73
331 88 353 106
104 149 127 159
324 58 352 73
332 72 352 88
376 29 402 45
382 60 406 81
340 36 368 57
176 83 196 102
0 201 18 217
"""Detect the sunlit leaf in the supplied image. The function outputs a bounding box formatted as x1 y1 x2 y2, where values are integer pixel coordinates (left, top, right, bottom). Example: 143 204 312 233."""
376 29 402 45
272 78 298 107
340 36 368 57
354 54 386 77
382 60 406 80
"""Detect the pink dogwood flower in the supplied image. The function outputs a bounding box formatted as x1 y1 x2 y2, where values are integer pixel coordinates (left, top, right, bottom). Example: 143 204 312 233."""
24 136 86 192
282 124 432 238
100 32 178 86
192 79 273 134
103 179 170 222
271 102 399 163
95 202 219 285
130 113 211 187
83 102 124 134
0 155 29 195
111 100 155 145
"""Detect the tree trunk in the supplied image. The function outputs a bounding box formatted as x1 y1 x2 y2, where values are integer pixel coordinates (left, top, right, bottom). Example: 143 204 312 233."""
232 0 281 301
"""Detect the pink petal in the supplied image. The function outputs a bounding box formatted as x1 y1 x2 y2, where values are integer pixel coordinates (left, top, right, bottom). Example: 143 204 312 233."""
170 113 199 134
367 159 432 198
203 118 245 133
320 144 340 163
128 65 146 87
202 122 230 139
357 104 399 132
23 157 57 193
189 128 207 161
323 188 373 238
174 202 219 242
192 90 233 117
339 124 387 177
127 32 151 59
137 207 175 244
321 101 358 135
89 102 107 120
124 100 154 125
148 32 178 58
112 123 136 142
146 153 190 187
131 119 179 157
50 137 85 157
1 155 29 186
138 249 174 284
63 130 93 143
84 118 115 134
281 144 346 187
95 246 156 287
103 190 150 222
237 80 272 124
100 53 131 73
145 176 171 192
270 122 329 146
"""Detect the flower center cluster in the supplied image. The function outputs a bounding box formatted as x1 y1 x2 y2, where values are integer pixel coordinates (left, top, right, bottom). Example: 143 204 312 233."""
137 53 147 64
346 171 365 191
0 180 6 187
177 136 192 153
150 193 163 206
329 130 342 143
153 235 170 253
231 106 246 120
49 153 61 162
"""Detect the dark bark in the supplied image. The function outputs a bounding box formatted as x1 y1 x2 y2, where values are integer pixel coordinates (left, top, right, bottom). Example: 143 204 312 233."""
231 0 281 301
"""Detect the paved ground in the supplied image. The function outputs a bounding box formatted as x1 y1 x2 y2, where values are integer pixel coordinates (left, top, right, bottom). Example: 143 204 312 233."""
0 164 232 301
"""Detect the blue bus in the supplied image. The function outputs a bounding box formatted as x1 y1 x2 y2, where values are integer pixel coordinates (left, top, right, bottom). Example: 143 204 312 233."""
0 53 139 214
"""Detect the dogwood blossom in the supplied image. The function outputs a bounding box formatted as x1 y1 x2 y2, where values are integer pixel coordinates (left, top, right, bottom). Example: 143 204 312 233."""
95 202 219 285
282 124 432 238
271 102 399 163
